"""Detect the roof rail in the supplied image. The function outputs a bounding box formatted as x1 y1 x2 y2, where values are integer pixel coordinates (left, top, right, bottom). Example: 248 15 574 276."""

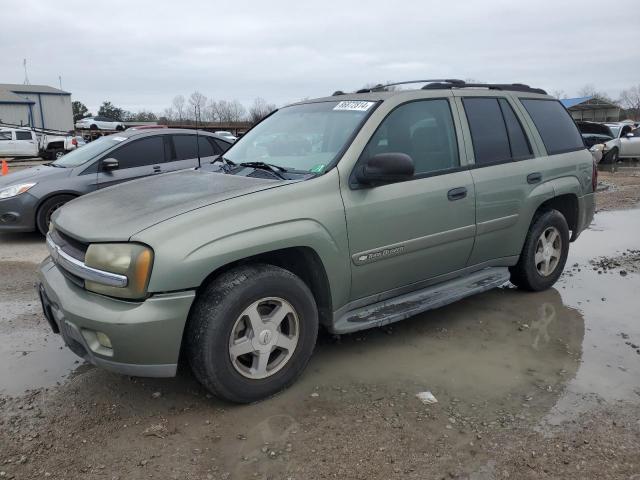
354 79 465 94
422 80 547 95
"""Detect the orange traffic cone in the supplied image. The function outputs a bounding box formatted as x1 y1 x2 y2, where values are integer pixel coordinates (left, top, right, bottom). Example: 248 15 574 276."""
1 160 8 176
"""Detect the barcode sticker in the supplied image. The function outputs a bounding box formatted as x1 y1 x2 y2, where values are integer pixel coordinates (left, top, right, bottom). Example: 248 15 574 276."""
333 101 375 112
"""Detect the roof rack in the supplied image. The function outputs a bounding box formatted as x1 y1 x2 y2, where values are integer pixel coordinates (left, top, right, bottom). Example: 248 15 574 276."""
422 80 547 95
336 79 546 96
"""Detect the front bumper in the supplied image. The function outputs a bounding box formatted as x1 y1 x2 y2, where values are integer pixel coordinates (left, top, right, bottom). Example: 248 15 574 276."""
0 192 38 232
37 257 195 377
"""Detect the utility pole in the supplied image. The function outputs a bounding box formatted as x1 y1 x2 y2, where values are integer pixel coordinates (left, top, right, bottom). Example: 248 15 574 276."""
23 59 30 85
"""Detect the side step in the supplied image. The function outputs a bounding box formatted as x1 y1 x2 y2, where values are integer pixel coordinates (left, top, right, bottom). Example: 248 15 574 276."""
331 267 510 334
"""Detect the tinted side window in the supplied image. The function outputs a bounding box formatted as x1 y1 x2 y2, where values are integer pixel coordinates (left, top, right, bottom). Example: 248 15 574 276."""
362 99 459 175
198 137 216 157
109 136 164 169
463 98 511 165
172 135 198 160
15 131 32 140
520 99 584 155
498 99 532 160
214 138 231 153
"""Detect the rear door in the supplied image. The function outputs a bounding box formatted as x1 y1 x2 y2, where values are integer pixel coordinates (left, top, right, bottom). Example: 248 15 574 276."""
97 135 166 188
455 94 553 266
164 134 222 172
14 130 38 156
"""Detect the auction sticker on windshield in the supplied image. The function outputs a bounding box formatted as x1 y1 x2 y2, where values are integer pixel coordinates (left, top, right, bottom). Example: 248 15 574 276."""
333 101 376 111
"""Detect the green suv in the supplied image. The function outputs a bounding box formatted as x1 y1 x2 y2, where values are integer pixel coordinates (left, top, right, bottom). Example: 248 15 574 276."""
38 79 596 403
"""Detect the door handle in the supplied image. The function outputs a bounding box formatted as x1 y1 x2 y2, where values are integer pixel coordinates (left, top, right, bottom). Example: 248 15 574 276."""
447 187 467 201
527 172 542 184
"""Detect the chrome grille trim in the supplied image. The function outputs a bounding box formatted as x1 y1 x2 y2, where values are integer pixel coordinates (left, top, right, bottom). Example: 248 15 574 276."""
46 234 128 288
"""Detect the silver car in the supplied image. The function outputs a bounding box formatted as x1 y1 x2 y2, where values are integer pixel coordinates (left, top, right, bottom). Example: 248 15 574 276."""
0 129 231 234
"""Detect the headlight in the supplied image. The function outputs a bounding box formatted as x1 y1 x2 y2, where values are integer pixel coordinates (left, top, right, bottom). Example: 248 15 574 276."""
84 243 154 299
0 183 36 199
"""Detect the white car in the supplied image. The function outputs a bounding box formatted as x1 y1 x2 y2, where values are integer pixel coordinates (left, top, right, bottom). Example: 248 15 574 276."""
75 116 125 131
0 127 83 159
602 123 640 163
214 130 237 142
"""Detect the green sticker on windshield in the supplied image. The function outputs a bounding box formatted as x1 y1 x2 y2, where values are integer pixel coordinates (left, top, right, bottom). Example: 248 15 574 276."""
310 164 326 173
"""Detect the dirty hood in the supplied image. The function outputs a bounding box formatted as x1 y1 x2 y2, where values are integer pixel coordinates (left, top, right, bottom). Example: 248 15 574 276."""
0 164 70 188
53 169 281 242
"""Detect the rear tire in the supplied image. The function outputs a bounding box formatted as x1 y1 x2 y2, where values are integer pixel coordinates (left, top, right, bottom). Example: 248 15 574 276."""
186 264 319 403
89 124 98 130
509 209 570 291
36 194 75 235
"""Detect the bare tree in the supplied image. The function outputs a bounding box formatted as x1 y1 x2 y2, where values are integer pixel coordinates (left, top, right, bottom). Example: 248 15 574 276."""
215 99 246 123
578 84 612 102
188 91 208 121
204 99 218 123
551 89 567 100
619 84 640 120
248 97 276 124
172 95 186 122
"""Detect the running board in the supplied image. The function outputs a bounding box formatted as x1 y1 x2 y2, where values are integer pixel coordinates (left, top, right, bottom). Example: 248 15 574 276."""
331 267 510 334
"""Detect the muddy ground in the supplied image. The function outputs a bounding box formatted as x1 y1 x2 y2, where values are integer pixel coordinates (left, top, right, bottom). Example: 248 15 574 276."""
1 169 640 479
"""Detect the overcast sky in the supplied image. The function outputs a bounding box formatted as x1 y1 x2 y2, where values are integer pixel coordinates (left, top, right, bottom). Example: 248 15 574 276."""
2 0 638 114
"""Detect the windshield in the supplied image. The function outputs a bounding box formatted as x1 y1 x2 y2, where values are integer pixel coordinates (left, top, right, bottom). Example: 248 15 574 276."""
52 136 124 167
223 100 376 173
608 126 621 137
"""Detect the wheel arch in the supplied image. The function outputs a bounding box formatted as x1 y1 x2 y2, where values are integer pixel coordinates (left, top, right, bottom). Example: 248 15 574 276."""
34 191 81 227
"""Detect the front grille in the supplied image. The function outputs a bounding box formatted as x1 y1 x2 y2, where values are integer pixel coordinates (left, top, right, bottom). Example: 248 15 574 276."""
50 229 88 262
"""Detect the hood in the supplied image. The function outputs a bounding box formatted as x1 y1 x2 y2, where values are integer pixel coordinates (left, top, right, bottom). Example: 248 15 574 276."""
53 169 283 242
0 164 70 188
576 121 613 138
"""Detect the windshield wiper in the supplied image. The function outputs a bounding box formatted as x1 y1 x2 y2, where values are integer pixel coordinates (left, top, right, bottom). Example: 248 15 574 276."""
236 161 288 179
210 155 235 172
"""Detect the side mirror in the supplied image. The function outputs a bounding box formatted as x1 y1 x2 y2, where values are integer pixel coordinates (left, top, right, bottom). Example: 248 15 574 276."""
102 158 119 171
625 133 634 139
354 153 415 186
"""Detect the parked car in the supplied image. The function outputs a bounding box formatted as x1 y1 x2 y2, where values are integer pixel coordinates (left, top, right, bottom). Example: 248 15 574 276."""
75 116 126 131
39 80 595 403
0 129 231 234
214 130 238 142
601 122 640 163
575 121 613 163
0 126 82 160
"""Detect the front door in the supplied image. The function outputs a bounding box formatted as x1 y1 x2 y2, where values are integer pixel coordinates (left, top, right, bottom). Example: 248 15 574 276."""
620 126 640 157
97 135 166 188
341 98 476 301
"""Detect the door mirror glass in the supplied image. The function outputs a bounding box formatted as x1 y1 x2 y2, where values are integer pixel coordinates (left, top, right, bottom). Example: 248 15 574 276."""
626 133 634 138
102 158 119 171
355 153 414 186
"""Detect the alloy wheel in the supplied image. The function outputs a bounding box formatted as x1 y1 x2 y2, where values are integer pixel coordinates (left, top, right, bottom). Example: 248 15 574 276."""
534 226 562 276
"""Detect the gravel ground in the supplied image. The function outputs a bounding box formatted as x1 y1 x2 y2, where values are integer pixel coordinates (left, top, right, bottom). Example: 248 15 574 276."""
1 171 640 479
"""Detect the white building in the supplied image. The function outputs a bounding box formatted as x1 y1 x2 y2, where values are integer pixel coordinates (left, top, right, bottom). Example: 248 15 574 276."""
0 83 73 132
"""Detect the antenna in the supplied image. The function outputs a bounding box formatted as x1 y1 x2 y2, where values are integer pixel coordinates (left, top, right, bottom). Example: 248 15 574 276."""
23 59 30 85
194 105 201 169
58 75 62 90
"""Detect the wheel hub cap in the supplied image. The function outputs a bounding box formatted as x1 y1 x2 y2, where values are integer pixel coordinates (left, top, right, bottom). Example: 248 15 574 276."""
229 297 299 380
535 226 562 277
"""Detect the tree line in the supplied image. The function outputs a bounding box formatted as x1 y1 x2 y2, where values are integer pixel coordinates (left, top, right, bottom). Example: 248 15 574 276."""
72 94 277 125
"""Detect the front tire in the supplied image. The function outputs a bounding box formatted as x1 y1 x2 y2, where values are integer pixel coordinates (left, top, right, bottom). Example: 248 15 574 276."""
509 209 570 291
186 264 319 403
602 147 619 164
36 194 75 236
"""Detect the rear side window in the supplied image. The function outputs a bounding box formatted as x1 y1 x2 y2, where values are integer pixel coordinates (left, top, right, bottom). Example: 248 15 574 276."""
463 98 533 165
172 135 199 160
362 99 459 175
463 98 511 165
520 99 584 155
15 131 32 140
109 136 165 169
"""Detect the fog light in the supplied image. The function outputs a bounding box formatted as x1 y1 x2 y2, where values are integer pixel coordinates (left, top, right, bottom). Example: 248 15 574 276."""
96 331 112 349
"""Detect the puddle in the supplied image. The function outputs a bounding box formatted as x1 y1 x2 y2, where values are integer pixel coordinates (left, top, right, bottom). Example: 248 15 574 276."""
0 329 85 395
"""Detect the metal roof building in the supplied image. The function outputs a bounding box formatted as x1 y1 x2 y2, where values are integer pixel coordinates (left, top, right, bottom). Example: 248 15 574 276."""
561 96 620 122
0 83 73 132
